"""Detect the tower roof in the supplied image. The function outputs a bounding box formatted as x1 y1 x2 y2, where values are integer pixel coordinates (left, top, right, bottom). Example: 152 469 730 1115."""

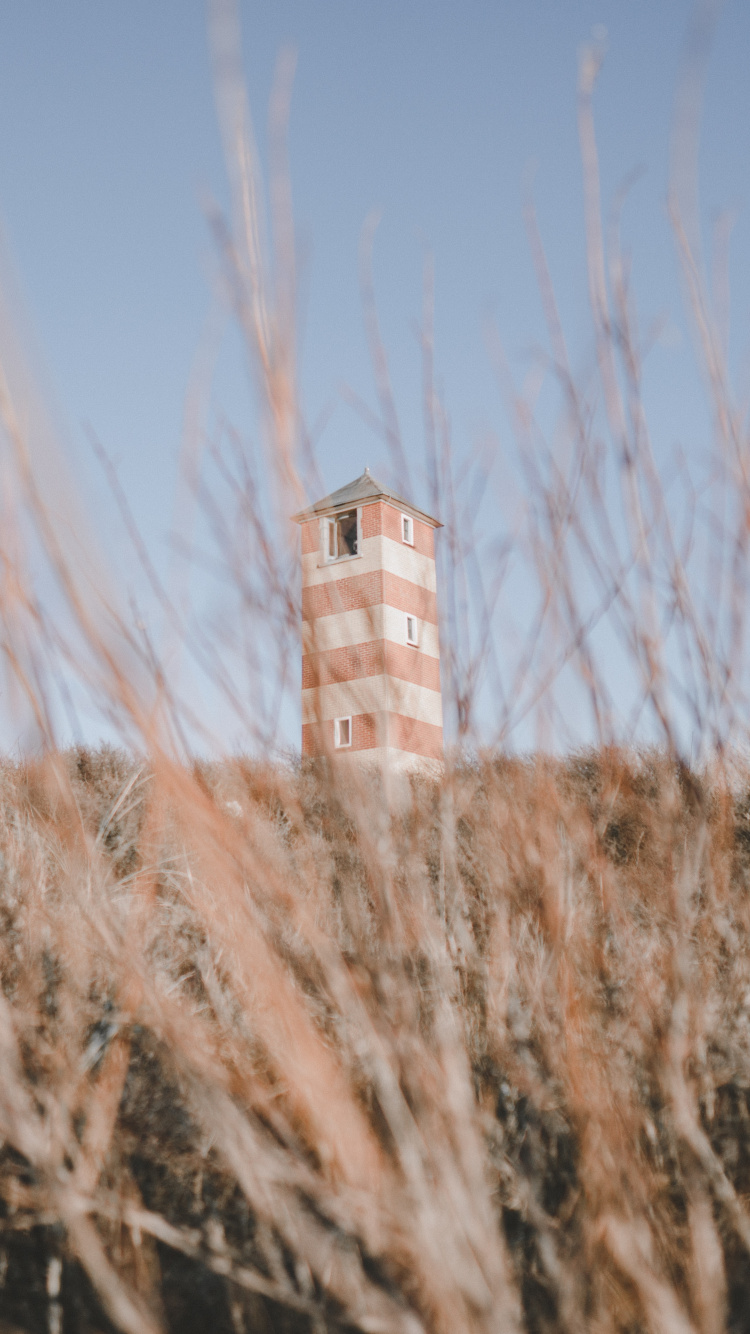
291 467 442 527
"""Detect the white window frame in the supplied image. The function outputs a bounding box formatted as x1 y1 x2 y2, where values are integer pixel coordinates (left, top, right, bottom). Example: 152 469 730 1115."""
322 508 361 563
405 614 418 647
401 513 414 546
326 516 336 561
334 716 352 748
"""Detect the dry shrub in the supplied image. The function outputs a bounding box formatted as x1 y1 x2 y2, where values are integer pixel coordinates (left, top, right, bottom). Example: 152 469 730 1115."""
0 748 748 1333
0 747 741 1328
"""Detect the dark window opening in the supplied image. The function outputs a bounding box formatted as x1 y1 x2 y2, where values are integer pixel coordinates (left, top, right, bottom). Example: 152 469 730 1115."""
326 510 358 559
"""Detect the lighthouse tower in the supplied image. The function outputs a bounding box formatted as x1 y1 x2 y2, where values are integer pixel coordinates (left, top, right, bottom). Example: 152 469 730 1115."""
293 469 443 772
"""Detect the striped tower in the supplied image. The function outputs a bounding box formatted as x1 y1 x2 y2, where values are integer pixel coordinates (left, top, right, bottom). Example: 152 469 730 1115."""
293 469 443 773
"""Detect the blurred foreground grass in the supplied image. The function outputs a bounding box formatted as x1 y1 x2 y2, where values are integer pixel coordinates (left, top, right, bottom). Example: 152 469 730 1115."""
0 744 748 1333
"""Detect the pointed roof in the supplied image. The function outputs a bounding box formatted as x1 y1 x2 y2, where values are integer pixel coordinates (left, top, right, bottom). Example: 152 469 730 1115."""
291 467 441 527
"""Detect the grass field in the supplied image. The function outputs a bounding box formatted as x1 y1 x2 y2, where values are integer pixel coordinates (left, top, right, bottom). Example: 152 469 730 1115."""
0 745 748 1333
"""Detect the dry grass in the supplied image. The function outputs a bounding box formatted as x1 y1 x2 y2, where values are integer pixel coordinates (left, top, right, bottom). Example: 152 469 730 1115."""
0 747 748 1333
0 1 748 1330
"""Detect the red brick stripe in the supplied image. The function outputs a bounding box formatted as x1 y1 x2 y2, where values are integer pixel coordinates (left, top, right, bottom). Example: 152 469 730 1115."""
302 570 438 623
301 503 436 558
302 713 381 754
361 500 435 557
303 640 441 691
300 518 319 555
302 711 443 758
388 713 443 759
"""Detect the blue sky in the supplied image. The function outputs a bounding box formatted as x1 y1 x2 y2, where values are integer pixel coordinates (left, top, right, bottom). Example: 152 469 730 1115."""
0 2 747 753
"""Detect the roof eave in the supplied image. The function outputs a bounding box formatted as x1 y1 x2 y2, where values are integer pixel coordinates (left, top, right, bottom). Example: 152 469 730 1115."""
291 493 442 528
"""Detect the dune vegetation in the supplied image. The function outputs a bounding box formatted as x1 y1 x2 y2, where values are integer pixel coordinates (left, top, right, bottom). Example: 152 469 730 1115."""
0 744 749 1334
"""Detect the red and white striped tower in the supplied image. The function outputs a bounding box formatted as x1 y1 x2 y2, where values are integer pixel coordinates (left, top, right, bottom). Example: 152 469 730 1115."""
293 469 443 772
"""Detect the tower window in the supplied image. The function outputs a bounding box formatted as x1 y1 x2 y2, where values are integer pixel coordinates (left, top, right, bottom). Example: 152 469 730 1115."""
334 716 352 748
325 509 359 560
401 514 413 545
406 615 418 646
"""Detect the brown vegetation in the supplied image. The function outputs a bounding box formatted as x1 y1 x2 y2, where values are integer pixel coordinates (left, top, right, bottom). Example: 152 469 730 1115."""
0 746 749 1332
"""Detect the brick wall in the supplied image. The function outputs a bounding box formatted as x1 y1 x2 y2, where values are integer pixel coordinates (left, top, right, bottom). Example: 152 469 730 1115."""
302 570 438 623
303 640 441 691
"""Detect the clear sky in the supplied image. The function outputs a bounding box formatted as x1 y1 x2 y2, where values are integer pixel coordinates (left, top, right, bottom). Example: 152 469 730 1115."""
0 2 748 754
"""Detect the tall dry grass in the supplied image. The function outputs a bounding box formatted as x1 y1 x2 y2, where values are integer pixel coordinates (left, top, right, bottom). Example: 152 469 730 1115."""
0 1 749 1331
0 747 749 1334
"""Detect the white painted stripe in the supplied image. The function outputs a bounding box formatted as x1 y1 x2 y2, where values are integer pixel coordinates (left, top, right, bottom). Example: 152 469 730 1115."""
302 678 443 726
302 606 440 658
329 747 444 776
302 534 436 592
302 605 384 652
